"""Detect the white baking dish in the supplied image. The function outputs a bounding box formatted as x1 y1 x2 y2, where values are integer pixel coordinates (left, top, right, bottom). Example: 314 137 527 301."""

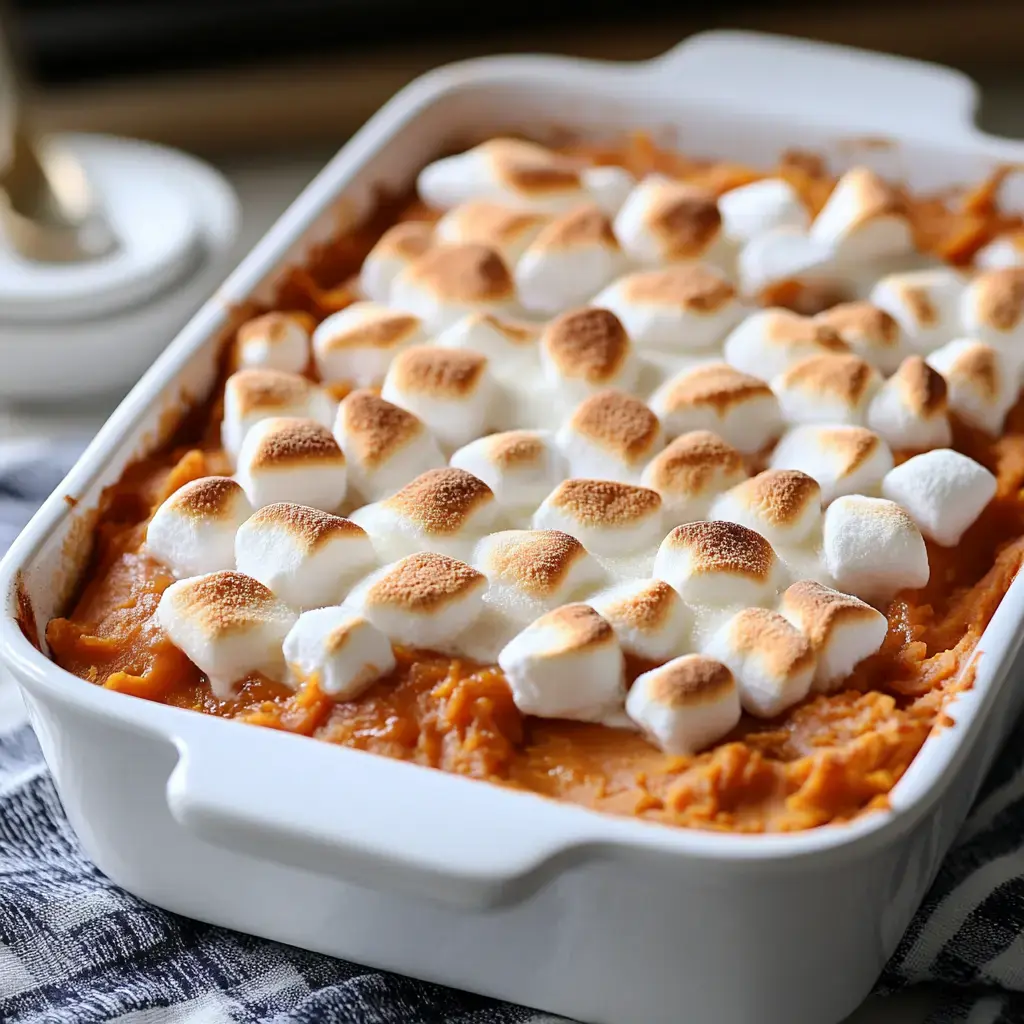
3 30 1024 1024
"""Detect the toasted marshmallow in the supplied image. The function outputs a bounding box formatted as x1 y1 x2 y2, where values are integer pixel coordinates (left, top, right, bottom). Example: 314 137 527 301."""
381 345 493 449
450 430 567 515
558 390 663 483
718 177 809 243
736 226 837 299
810 167 913 264
283 607 395 699
146 476 253 578
626 654 740 755
235 312 310 374
650 363 783 454
389 243 517 332
869 269 965 355
653 520 779 607
434 201 548 262
723 308 848 380
866 356 952 451
640 430 748 522
815 301 904 373
498 603 625 722
703 607 816 718
344 552 486 652
772 353 881 426
592 264 743 351
234 503 377 610
769 425 893 503
312 302 425 389
435 312 539 369
779 579 888 692
515 204 627 314
235 417 347 513
332 389 445 502
156 571 297 698
881 449 997 547
822 495 929 602
709 469 822 548
359 221 435 304
539 307 640 406
976 232 1024 270
350 467 497 561
222 369 335 462
926 339 1018 435
532 479 664 558
960 269 1024 359
588 578 692 662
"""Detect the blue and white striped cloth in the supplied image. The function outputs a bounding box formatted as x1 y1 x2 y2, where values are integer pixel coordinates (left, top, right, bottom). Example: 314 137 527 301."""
2 438 1024 1023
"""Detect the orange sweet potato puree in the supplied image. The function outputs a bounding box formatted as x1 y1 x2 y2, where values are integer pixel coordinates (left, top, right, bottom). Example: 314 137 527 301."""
43 138 1024 833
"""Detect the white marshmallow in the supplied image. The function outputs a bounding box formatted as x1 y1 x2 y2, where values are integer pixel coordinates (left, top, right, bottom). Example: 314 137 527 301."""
736 225 839 304
156 570 297 699
723 308 849 380
588 578 692 662
234 503 377 610
626 654 740 755
592 264 744 351
649 363 783 454
146 476 253 578
312 302 425 389
869 269 965 355
866 356 952 451
283 607 396 699
381 345 494 449
976 233 1024 270
768 425 893 503
703 607 816 718
332 389 445 503
709 469 822 548
359 221 435 304
822 495 929 602
434 201 548 263
222 369 335 462
926 339 1018 436
960 269 1024 361
235 312 310 374
771 353 882 426
719 177 809 243
435 312 539 370
498 603 626 722
235 417 347 513
581 165 636 216
779 579 888 692
814 301 905 374
881 449 997 547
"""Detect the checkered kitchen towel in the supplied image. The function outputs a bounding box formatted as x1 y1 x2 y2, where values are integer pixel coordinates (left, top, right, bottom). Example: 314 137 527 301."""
4 439 1024 1023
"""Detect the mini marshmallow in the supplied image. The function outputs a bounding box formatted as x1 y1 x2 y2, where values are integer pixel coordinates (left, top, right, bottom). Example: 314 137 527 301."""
881 449 997 547
344 551 487 652
156 570 297 698
650 362 783 454
768 425 893 503
283 607 395 699
815 301 905 374
625 654 740 755
718 177 809 243
389 243 518 332
235 417 347 513
435 312 539 369
779 579 888 692
869 269 965 355
960 268 1024 360
349 467 497 562
498 603 626 722
592 264 743 351
822 495 929 602
866 356 952 451
332 389 445 502
640 430 748 523
381 345 493 449
709 469 822 548
926 339 1018 435
234 503 377 610
235 312 310 374
434 201 548 263
222 369 335 462
450 430 567 515
557 390 663 483
771 353 882 426
515 204 627 314
703 607 816 718
976 232 1024 270
146 476 253 578
312 302 425 389
810 166 913 264
736 226 837 300
723 308 849 380
588 578 692 662
359 221 434 304
653 520 779 607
